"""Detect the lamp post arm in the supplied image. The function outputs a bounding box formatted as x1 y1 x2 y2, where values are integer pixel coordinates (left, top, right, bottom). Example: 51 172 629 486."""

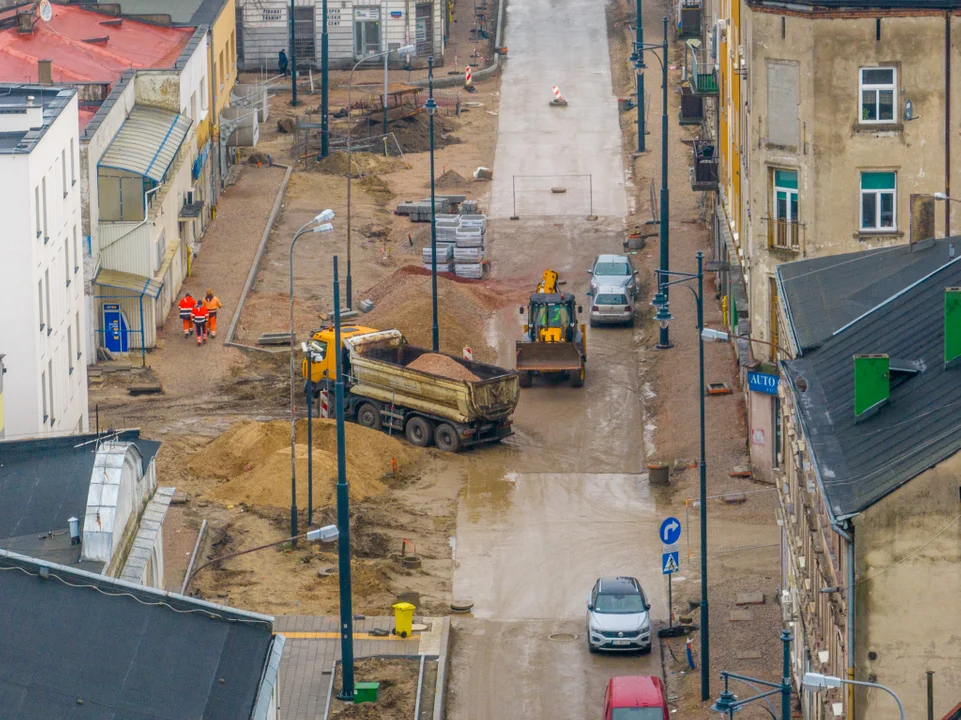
722 672 784 690
724 677 778 720
842 680 905 720
633 42 666 70
185 532 308 591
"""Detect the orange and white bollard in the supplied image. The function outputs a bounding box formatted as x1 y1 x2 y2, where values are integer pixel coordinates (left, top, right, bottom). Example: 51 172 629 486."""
550 85 568 107
463 346 473 361
465 66 473 86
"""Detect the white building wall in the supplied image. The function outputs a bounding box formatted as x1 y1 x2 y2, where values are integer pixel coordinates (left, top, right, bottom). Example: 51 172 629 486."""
0 91 88 440
238 0 444 70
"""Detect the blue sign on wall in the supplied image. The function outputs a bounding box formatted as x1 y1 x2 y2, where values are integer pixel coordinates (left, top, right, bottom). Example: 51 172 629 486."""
748 371 779 395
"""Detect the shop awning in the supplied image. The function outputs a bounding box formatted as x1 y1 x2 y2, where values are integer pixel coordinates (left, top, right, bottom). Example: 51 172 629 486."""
99 105 192 183
94 268 163 299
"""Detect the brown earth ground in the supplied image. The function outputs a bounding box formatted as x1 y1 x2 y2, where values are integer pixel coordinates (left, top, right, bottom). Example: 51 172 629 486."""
88 0 505 619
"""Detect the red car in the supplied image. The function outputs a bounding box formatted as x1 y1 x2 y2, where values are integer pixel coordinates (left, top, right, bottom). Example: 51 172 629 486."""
603 676 670 720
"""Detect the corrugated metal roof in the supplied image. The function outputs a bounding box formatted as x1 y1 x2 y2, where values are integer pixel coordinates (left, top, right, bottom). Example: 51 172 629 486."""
99 106 192 183
95 268 163 298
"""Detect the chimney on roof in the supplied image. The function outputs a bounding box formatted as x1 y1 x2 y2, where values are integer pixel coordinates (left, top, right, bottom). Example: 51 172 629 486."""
38 59 52 85
854 354 890 419
945 288 961 366
16 11 33 33
68 517 80 546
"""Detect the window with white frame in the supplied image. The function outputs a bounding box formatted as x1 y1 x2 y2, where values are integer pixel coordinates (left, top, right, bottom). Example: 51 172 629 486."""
770 169 800 249
860 171 897 231
860 67 896 123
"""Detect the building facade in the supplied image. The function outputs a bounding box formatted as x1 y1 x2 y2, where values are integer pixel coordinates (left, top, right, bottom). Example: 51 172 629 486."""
695 0 961 484
775 242 961 720
0 86 87 439
237 0 446 71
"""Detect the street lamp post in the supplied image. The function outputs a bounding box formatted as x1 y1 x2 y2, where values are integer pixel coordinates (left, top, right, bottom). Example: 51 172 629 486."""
321 0 329 156
631 0 646 153
332 255 356 700
711 630 793 719
652 250 708 700
426 56 440 352
289 211 335 546
289 0 298 106
634 18 671 348
803 672 905 720
345 45 415 309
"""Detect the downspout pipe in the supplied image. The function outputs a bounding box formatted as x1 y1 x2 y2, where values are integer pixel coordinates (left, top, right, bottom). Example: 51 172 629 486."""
945 12 951 236
832 519 855 720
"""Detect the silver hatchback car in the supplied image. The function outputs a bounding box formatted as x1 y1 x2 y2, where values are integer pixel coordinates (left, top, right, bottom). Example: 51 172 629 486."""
589 286 635 326
586 576 652 653
589 254 638 299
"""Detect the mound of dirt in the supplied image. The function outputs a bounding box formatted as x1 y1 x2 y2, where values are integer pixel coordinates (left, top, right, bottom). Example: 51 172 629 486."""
359 173 394 201
390 112 462 153
435 169 470 188
315 150 397 177
407 353 479 381
191 419 420 509
360 265 510 362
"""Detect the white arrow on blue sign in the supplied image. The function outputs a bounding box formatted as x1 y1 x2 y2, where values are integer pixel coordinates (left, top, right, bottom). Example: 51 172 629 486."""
662 551 679 574
659 517 682 545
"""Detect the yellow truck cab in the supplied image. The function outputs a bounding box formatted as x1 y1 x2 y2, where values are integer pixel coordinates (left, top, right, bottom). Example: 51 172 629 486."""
302 325 378 384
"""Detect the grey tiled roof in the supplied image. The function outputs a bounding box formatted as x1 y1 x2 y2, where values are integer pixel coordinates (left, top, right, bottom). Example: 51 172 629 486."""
782 255 961 518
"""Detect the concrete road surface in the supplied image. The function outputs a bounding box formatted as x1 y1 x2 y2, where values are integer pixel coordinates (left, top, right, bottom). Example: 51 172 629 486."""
447 0 669 710
489 0 628 219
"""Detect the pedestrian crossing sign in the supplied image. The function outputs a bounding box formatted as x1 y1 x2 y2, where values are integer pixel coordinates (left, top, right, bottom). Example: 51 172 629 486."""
662 551 679 575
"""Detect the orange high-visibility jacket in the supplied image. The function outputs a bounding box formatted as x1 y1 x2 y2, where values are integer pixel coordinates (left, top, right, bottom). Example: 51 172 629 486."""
203 295 223 315
191 304 209 323
179 296 195 319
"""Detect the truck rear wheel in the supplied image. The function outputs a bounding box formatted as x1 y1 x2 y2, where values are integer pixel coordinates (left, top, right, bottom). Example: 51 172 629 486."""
434 423 461 452
518 371 532 388
405 416 433 447
356 402 381 431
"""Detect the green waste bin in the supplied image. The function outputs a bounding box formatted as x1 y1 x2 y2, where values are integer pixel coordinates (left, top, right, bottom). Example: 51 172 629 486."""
354 681 380 704
392 601 416 638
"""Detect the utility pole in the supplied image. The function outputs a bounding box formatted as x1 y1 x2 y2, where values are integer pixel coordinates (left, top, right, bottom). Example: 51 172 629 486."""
635 0 645 152
289 0 298 106
321 0 329 156
657 16 670 349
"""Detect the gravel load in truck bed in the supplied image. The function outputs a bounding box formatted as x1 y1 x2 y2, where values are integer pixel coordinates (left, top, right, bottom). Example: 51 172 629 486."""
406 353 481 382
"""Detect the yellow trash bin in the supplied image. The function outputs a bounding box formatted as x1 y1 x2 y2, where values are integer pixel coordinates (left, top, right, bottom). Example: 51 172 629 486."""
392 601 416 638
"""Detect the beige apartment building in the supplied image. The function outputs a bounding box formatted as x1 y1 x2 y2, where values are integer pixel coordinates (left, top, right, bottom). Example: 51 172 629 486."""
696 0 961 484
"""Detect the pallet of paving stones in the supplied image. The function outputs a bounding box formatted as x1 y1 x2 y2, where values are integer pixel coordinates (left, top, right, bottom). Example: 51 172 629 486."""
453 245 485 263
424 260 455 273
455 226 485 248
422 244 454 262
454 261 486 279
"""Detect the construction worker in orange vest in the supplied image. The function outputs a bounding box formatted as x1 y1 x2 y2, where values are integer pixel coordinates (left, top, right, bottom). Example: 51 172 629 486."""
191 298 209 345
203 288 223 337
178 292 195 337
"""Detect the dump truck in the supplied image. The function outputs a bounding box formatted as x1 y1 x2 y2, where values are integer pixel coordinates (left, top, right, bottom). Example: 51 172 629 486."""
302 326 519 451
515 269 587 388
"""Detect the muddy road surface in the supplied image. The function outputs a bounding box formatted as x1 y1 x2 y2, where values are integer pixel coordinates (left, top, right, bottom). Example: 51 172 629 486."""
446 0 668 709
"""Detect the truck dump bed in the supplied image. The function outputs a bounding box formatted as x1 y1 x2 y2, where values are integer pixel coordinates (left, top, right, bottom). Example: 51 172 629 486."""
346 330 519 424
515 341 583 372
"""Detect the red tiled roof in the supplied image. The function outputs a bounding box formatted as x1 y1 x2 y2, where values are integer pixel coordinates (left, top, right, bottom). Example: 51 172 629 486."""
0 5 193 85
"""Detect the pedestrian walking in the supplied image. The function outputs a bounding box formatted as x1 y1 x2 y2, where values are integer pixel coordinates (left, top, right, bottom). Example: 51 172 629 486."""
178 292 195 337
203 289 223 338
191 299 209 345
278 49 289 77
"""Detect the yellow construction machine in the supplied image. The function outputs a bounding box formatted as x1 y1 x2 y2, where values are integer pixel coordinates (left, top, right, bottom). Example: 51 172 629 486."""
515 269 587 388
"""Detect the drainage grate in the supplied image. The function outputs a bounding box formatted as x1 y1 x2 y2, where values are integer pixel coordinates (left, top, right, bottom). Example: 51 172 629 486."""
548 633 578 641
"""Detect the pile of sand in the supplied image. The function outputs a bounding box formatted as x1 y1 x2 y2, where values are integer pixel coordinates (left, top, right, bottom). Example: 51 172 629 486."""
315 151 396 177
359 173 394 201
360 266 509 362
435 169 470 188
407 353 479 381
189 419 420 509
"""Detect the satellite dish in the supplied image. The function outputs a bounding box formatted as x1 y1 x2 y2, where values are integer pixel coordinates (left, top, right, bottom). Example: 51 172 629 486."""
39 0 52 22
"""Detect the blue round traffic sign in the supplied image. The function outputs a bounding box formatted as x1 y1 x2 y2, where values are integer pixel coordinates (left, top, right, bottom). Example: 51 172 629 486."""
659 517 681 545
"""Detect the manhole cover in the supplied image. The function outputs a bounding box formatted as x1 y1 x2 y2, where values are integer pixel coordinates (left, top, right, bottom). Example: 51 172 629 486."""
548 633 578 642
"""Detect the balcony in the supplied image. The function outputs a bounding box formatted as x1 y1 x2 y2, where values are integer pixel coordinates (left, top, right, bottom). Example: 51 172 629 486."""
678 85 703 125
691 139 718 191
676 0 701 39
690 49 718 96
767 218 803 253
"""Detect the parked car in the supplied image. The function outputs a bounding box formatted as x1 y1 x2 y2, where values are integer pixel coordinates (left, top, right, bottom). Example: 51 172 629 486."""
602 676 669 720
589 286 635 327
586 576 652 653
589 254 638 299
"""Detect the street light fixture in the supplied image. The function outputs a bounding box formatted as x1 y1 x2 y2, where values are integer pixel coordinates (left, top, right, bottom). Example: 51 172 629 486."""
289 213 335 546
344 45 416 309
426 55 440 353
635 18 671 348
710 630 794 720
802 673 905 720
653 251 709 700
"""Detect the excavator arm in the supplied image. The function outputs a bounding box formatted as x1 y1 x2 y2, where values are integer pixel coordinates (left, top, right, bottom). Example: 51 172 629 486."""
536 269 559 294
